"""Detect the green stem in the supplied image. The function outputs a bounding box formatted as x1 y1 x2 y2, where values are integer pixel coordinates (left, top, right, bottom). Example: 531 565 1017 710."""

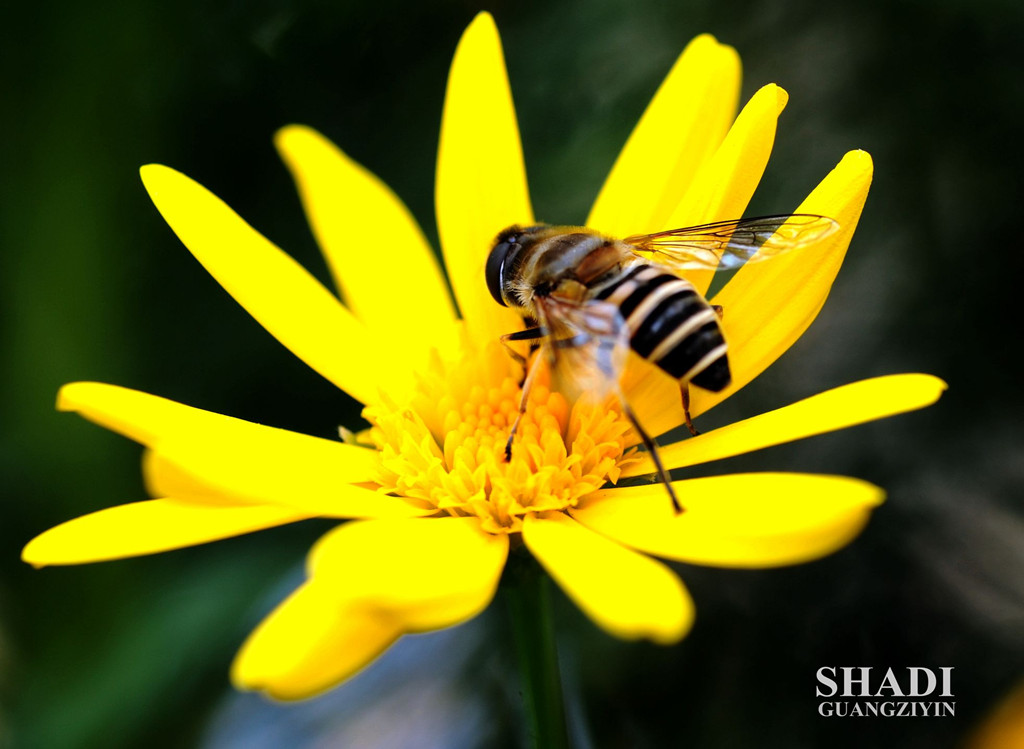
504 553 570 749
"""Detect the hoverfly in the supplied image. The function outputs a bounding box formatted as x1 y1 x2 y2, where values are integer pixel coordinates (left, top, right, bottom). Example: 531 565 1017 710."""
485 214 838 512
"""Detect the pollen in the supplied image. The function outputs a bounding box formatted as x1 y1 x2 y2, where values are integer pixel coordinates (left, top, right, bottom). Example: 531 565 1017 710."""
364 338 639 534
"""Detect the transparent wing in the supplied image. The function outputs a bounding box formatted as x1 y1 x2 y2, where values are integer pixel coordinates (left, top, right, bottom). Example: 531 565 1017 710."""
533 295 631 404
623 214 839 272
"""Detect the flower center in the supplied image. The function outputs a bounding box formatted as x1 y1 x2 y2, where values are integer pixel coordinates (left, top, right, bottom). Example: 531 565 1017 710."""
364 338 639 533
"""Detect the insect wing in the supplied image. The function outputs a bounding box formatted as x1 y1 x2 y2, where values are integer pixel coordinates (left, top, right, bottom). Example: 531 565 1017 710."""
624 214 838 272
534 296 630 404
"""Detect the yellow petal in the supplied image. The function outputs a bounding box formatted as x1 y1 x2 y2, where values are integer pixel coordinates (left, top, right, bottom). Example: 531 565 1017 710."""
22 499 314 566
663 84 789 295
140 163 405 405
573 473 883 568
144 450 429 519
235 517 508 700
624 374 947 477
692 150 874 416
587 34 741 239
309 517 508 631
59 380 382 479
59 381 228 446
275 125 458 360
58 382 421 518
522 512 692 644
436 12 530 344
147 421 376 486
232 581 401 701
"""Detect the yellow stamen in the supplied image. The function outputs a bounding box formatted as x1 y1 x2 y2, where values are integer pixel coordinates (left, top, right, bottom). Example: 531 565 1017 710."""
366 340 639 534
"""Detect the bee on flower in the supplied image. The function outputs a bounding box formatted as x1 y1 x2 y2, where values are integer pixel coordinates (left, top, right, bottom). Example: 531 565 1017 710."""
24 12 944 704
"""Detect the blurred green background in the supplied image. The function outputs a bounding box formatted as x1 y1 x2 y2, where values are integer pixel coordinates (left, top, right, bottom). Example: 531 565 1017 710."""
2 0 1022 747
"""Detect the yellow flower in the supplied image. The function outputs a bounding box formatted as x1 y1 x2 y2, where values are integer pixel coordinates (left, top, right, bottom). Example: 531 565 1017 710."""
24 13 944 701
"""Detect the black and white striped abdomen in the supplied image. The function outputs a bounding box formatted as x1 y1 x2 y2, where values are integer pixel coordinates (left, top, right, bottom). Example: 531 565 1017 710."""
594 264 731 392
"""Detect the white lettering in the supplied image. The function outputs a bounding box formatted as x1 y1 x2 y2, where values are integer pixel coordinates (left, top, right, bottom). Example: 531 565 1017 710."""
876 667 904 696
817 666 955 717
908 667 937 697
842 666 873 697
939 667 954 697
816 667 838 697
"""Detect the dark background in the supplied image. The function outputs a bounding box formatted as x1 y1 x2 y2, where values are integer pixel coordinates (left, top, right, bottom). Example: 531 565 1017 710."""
2 0 1022 747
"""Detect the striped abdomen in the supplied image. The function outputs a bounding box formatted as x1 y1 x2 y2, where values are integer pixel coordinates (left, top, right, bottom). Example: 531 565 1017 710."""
594 264 731 392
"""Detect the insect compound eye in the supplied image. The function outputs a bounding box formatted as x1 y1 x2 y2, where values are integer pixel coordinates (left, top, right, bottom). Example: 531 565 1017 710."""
485 239 515 306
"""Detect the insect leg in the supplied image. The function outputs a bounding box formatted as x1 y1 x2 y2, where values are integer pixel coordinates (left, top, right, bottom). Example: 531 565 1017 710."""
502 329 598 461
505 348 546 461
500 327 547 368
681 383 699 437
618 395 683 514
711 304 724 319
